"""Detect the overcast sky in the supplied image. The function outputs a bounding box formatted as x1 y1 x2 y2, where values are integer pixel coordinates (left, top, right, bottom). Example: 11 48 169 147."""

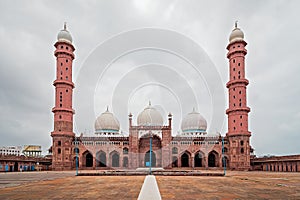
0 0 299 156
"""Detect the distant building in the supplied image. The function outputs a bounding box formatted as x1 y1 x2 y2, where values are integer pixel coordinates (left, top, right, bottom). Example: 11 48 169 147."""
251 155 300 172
23 145 42 157
0 146 22 156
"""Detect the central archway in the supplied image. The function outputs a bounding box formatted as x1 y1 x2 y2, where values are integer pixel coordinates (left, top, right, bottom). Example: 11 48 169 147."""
144 150 156 167
181 152 189 167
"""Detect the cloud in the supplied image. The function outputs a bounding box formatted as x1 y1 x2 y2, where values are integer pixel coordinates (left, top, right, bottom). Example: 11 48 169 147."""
0 0 299 156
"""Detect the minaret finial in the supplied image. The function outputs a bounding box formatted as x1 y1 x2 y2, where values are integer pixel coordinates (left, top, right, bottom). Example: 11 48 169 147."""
149 100 151 106
64 22 67 30
235 20 238 28
106 105 109 112
193 107 196 112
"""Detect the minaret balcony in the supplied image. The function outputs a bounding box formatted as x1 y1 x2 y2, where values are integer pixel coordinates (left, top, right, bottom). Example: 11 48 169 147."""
53 80 75 88
52 107 75 114
226 107 250 114
226 78 249 88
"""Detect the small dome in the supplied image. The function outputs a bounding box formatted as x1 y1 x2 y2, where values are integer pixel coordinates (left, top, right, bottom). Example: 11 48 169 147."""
57 23 72 44
95 107 120 133
181 108 207 133
137 102 164 126
229 22 244 43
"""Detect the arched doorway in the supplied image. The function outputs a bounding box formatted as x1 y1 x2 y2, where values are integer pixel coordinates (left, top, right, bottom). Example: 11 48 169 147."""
111 152 120 167
123 157 128 168
208 151 218 167
144 150 156 167
172 156 178 167
96 151 106 167
139 134 162 167
181 152 189 167
194 152 204 167
222 156 229 168
85 152 93 167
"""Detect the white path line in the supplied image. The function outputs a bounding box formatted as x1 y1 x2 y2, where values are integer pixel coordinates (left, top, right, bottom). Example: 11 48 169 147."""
138 175 162 200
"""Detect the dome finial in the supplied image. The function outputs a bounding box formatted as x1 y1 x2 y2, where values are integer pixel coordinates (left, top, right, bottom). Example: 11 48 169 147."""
235 20 238 28
149 100 151 106
57 22 72 43
193 107 196 112
106 105 109 112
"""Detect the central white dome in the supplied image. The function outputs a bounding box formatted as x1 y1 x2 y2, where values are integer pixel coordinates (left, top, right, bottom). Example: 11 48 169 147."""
181 108 207 133
95 108 120 133
137 102 164 126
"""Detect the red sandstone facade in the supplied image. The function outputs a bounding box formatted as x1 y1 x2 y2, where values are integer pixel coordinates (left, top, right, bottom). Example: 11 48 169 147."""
51 23 254 171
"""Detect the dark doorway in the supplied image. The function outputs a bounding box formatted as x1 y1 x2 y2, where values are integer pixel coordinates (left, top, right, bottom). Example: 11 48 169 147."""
111 153 120 167
208 152 216 167
144 151 156 167
222 156 229 168
181 153 189 167
86 153 93 167
97 152 106 167
14 162 18 172
123 157 128 168
194 152 203 167
172 156 178 167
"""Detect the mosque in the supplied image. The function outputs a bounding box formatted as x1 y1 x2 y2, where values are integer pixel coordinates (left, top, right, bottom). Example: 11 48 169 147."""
50 23 253 171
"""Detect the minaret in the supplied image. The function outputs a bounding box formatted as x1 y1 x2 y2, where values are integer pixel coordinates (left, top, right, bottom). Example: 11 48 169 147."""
226 22 251 170
51 23 75 170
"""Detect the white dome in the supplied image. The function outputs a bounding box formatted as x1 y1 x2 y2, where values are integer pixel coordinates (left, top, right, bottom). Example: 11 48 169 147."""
137 102 164 126
95 108 120 133
57 23 72 44
181 109 207 132
229 22 244 43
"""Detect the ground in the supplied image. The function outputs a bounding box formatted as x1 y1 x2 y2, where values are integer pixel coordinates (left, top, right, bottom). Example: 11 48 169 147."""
0 171 299 199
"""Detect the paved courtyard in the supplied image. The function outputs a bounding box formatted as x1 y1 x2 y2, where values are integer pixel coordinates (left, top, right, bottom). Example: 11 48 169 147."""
0 171 299 199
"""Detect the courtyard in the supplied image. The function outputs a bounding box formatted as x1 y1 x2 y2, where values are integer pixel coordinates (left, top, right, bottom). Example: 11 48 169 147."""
0 171 299 199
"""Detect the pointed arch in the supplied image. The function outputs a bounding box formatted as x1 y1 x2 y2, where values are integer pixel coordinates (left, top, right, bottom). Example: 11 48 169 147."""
194 151 205 167
208 150 219 167
144 150 156 167
96 150 106 167
222 156 229 168
110 151 120 167
123 157 128 168
180 151 191 167
83 151 93 167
